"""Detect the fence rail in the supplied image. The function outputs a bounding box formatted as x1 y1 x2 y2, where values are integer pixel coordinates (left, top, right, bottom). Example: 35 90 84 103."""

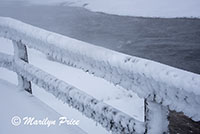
0 17 200 134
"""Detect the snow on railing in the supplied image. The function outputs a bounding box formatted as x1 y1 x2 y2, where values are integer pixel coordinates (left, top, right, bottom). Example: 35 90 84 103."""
0 17 200 133
0 53 144 134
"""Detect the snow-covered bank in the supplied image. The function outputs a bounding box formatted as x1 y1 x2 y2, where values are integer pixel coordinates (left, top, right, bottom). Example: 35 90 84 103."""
65 0 200 18
11 0 200 18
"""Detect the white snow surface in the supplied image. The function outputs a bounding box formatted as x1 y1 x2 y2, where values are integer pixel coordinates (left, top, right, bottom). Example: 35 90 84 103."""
4 0 200 18
0 17 200 122
0 79 86 134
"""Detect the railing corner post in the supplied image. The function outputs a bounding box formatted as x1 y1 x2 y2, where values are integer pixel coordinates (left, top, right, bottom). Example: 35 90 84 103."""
144 99 169 134
13 40 32 94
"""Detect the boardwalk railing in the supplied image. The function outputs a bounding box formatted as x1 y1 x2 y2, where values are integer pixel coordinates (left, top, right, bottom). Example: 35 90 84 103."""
0 17 200 134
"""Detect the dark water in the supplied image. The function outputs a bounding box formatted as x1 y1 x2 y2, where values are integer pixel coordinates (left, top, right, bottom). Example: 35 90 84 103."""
0 1 200 74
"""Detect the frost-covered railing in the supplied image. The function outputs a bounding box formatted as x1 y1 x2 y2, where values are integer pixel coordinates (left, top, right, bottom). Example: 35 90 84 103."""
0 17 200 134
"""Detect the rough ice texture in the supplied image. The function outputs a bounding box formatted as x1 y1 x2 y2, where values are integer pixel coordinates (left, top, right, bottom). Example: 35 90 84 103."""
145 101 169 133
0 17 200 122
0 52 145 134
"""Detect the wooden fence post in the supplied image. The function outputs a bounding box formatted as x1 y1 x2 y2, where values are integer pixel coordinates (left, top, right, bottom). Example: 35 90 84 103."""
144 99 169 134
13 40 32 94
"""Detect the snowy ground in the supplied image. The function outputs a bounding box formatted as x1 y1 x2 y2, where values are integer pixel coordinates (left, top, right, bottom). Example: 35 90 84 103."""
0 37 144 134
0 79 86 134
2 0 200 18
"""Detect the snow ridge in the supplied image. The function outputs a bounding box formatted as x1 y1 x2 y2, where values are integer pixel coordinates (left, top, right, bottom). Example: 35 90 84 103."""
0 52 145 134
0 17 200 121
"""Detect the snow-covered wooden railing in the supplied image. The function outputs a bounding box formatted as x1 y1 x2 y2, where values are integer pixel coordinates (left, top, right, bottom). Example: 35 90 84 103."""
0 53 144 133
0 17 200 134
